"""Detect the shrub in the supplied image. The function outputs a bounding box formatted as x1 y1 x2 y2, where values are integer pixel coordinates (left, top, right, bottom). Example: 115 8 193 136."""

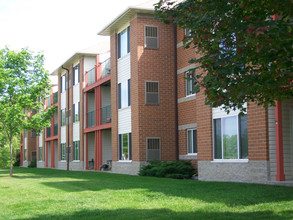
138 160 196 179
28 160 36 168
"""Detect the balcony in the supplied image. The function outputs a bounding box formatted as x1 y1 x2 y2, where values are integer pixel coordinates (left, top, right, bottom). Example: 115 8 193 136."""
87 110 96 128
54 123 58 136
101 58 111 79
88 67 95 86
46 127 51 138
53 92 58 104
101 105 111 124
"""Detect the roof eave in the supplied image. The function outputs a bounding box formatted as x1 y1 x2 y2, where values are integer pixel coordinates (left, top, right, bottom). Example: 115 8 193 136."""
98 7 154 36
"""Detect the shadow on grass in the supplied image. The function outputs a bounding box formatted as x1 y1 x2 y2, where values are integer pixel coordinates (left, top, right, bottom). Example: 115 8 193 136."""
8 167 293 208
27 208 293 220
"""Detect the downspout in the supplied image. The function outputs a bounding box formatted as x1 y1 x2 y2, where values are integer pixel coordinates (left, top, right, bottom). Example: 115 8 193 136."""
174 23 179 160
62 65 70 171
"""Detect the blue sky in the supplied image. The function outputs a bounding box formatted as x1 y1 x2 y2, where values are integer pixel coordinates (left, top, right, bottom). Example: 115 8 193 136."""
0 0 149 74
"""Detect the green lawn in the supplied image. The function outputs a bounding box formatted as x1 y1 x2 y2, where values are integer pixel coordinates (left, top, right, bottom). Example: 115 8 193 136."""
0 168 292 220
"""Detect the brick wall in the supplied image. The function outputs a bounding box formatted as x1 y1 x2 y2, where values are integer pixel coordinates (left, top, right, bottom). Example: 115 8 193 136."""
110 33 118 162
247 103 269 160
132 16 177 162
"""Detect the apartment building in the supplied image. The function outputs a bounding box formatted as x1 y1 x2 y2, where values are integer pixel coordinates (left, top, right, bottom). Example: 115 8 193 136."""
20 110 37 167
98 1 293 183
21 45 112 171
20 1 292 184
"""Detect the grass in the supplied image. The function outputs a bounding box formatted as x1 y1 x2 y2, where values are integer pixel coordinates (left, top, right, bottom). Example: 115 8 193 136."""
0 168 292 220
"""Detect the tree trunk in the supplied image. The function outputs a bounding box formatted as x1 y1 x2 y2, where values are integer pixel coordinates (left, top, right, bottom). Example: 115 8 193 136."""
9 137 13 177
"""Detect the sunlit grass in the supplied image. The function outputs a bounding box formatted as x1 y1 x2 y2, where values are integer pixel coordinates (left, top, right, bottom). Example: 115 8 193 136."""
0 167 292 219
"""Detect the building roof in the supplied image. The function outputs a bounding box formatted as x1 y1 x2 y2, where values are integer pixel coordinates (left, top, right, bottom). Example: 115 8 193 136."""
51 41 110 76
98 0 158 36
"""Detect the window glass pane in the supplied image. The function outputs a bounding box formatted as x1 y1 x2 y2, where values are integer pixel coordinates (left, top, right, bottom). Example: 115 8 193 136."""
239 115 248 159
61 109 65 126
187 130 192 153
193 130 197 153
39 147 42 161
61 76 66 93
74 103 79 122
214 118 222 159
74 141 80 160
122 134 129 160
121 81 128 108
223 116 238 159
74 65 79 85
61 144 65 160
186 71 195 96
120 29 128 58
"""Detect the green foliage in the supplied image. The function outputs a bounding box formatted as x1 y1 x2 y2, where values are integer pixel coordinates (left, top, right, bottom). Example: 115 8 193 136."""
0 135 19 168
139 160 196 179
0 47 56 175
155 0 293 112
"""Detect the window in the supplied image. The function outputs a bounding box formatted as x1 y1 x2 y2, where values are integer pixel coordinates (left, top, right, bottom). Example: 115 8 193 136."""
24 149 27 161
61 143 66 161
145 26 158 49
73 102 80 123
31 130 36 138
146 81 159 105
117 27 130 59
147 138 160 160
38 146 42 161
61 75 66 93
73 141 80 160
61 109 66 126
187 129 197 154
47 96 51 107
214 114 248 159
73 64 79 85
185 28 192 37
186 71 195 96
119 133 131 160
118 79 130 109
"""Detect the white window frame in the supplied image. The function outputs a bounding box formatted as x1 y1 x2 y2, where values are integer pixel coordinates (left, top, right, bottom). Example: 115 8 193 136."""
186 71 196 97
73 64 79 86
117 26 130 59
187 129 197 155
118 133 132 162
144 25 159 49
213 113 248 162
61 75 66 93
60 143 66 161
38 146 43 161
73 141 80 161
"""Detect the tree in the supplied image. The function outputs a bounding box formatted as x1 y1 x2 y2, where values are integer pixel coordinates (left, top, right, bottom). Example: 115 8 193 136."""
0 47 56 176
155 0 293 112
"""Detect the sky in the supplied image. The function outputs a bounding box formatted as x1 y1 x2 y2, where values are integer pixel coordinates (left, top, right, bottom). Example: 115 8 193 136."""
0 0 151 75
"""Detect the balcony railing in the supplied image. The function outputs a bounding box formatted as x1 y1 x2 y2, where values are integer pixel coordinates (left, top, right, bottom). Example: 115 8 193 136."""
101 105 111 124
87 110 96 128
101 58 111 79
53 92 58 104
46 127 51 138
54 123 58 136
88 67 95 86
